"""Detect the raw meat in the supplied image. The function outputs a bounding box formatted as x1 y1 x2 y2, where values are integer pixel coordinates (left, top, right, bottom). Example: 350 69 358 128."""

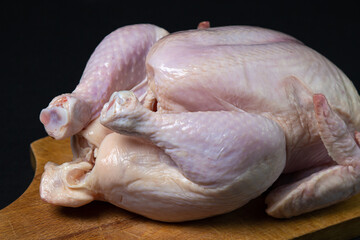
39 24 168 139
39 23 360 222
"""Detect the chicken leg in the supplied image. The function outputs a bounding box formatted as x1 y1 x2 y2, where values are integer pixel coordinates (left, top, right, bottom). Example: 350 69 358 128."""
39 24 168 139
101 90 286 188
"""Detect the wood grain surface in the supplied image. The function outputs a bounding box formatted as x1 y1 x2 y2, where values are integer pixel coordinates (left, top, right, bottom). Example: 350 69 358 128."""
1 137 360 239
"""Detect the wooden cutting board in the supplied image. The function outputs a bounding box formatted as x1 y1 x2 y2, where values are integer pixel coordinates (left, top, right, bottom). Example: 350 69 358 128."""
1 137 360 239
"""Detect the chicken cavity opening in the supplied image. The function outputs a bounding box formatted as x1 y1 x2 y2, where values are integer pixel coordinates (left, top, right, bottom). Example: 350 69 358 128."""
68 95 159 187
70 117 114 180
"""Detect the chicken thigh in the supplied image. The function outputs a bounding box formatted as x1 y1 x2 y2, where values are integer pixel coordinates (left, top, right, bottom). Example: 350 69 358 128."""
40 24 360 222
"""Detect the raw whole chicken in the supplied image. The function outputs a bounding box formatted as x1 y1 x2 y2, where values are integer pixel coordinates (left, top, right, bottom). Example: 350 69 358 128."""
39 22 360 222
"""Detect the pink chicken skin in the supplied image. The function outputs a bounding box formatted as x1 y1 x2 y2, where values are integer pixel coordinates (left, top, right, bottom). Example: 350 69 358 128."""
40 24 168 139
40 23 360 222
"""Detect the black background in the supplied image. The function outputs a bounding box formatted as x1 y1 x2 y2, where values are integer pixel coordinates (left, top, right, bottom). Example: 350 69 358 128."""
1 0 359 213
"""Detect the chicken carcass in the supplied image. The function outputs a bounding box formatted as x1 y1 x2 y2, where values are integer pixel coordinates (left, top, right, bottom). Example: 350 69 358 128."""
39 23 360 222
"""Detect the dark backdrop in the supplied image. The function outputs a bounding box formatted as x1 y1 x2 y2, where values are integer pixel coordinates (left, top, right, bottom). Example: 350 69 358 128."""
1 1 359 209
